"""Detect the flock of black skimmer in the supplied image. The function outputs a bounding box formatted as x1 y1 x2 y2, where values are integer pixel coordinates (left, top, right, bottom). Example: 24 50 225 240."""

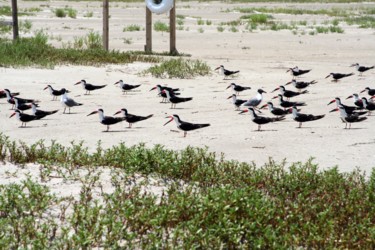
2 62 374 136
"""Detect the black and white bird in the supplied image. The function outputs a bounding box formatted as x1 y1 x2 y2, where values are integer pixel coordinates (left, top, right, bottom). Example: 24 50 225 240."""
286 66 311 79
163 89 193 109
361 97 375 115
325 72 354 82
227 94 247 110
87 108 125 132
272 94 306 109
330 105 367 129
113 108 153 128
226 83 251 95
215 65 240 79
60 88 83 114
272 85 308 100
285 79 317 92
44 85 69 101
0 89 19 99
164 114 210 137
150 85 180 103
9 110 42 127
327 97 360 115
3 89 35 109
346 94 364 109
114 80 141 94
31 103 58 119
240 107 285 131
350 63 374 76
360 87 375 97
75 80 106 95
292 106 325 128
260 102 293 117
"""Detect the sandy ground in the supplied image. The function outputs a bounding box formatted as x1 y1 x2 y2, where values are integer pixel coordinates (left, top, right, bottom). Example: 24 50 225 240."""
1 1 375 174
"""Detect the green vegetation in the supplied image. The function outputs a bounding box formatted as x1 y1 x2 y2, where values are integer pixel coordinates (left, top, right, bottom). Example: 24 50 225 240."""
0 134 374 248
54 7 77 18
141 57 211 78
0 33 161 68
153 21 169 33
54 8 66 18
343 16 375 29
83 11 93 18
123 24 141 32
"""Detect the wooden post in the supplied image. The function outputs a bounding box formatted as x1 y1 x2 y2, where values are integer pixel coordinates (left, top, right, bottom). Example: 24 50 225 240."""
169 2 177 55
145 7 152 53
11 0 19 40
103 0 109 51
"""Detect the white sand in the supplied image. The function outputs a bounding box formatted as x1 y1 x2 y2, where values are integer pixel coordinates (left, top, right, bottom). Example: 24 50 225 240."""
1 1 375 173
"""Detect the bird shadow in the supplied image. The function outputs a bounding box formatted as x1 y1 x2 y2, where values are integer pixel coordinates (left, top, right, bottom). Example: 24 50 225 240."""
102 130 126 133
253 129 278 132
343 127 366 130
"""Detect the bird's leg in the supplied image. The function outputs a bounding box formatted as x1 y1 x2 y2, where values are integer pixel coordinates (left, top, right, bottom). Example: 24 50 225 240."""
184 131 187 137
258 125 261 131
107 125 109 132
299 122 302 128
63 107 66 114
349 123 351 129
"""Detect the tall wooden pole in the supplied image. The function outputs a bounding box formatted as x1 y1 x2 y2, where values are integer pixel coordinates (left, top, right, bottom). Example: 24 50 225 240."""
145 7 152 53
169 2 177 55
103 0 109 51
11 0 19 40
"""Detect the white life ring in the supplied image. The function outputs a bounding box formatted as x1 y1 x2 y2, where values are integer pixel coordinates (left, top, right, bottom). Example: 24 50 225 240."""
146 0 174 15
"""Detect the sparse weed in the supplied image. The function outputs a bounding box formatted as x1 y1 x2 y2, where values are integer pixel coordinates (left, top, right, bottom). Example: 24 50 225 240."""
154 21 169 33
123 24 141 32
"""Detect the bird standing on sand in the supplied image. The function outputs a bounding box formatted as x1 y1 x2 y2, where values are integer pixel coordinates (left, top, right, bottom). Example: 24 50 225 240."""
75 80 106 95
44 85 68 101
60 88 83 114
114 80 141 94
331 105 367 129
286 66 311 79
226 83 251 95
292 106 325 128
240 107 285 131
163 89 193 109
228 94 247 111
241 89 266 109
114 108 153 128
215 65 240 79
87 108 125 132
164 114 210 137
360 87 375 97
325 72 354 82
31 103 58 119
350 63 374 76
285 79 317 92
9 110 42 127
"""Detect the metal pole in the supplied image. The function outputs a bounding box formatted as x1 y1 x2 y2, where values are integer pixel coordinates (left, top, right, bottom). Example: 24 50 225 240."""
11 0 19 40
103 0 109 51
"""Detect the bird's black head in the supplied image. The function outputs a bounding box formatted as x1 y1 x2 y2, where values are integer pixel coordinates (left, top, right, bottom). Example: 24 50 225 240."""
258 89 266 94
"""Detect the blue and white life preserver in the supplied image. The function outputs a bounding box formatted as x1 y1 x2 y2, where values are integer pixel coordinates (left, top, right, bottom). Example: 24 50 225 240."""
146 0 174 14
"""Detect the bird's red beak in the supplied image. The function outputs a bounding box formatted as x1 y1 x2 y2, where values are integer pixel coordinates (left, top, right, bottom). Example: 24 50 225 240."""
113 111 121 116
114 81 119 85
325 75 331 79
329 108 339 113
285 81 292 86
226 85 231 89
260 104 267 109
87 111 98 116
227 95 234 99
360 89 366 93
163 116 173 126
214 66 220 70
286 69 290 73
150 86 157 91
43 86 48 90
370 96 375 100
9 112 16 118
271 87 279 93
346 95 353 100
327 99 335 105
74 81 81 85
239 109 248 114
271 96 278 100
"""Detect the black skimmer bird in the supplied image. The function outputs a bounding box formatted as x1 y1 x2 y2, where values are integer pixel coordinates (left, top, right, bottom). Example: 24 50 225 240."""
241 89 266 109
331 105 367 129
240 107 285 131
272 85 308 100
164 114 210 137
285 79 317 92
260 102 293 117
226 83 251 95
360 87 375 97
163 89 193 109
228 94 247 110
3 89 35 109
272 94 306 110
75 80 106 95
150 85 180 103
346 94 364 109
215 65 239 79
327 97 360 115
0 90 19 99
87 108 125 132
286 66 311 79
44 85 69 101
325 72 354 82
292 106 325 128
60 88 83 114
9 110 42 127
114 80 141 94
31 103 58 119
14 98 37 112
113 108 153 128
361 97 375 115
350 63 374 76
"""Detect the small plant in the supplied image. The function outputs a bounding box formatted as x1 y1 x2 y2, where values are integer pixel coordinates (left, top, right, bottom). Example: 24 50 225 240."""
54 8 66 18
206 20 212 25
123 38 132 44
230 26 238 32
217 26 225 32
198 27 204 33
84 31 102 49
197 19 204 25
19 20 32 33
84 11 94 18
153 21 169 33
123 24 141 32
66 7 77 19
